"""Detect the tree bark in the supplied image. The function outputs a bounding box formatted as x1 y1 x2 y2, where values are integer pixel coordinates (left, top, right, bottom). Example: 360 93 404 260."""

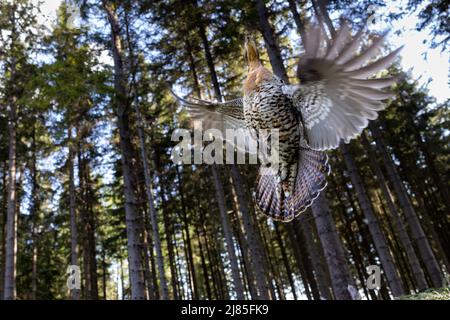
254 0 289 83
311 194 356 300
3 8 18 298
370 123 444 288
230 167 272 299
103 1 146 299
210 166 245 299
176 167 200 299
274 224 297 300
4 93 18 301
361 133 428 291
135 101 169 299
287 0 307 45
160 186 180 299
68 127 80 300
30 125 39 300
297 217 333 299
285 224 313 300
341 143 405 297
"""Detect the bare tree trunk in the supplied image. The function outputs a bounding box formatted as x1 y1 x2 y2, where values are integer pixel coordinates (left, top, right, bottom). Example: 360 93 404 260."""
77 147 99 300
230 168 272 300
311 194 356 300
4 97 17 301
370 123 444 288
228 184 258 299
341 143 405 297
30 125 39 300
160 186 180 300
254 0 289 83
101 249 107 300
297 217 333 299
287 0 307 45
314 0 336 37
194 216 212 300
329 173 371 299
68 127 80 300
3 10 18 298
0 160 7 300
210 166 245 299
361 133 428 291
135 102 169 300
104 1 146 299
284 224 314 300
274 224 297 299
143 208 158 299
176 167 199 299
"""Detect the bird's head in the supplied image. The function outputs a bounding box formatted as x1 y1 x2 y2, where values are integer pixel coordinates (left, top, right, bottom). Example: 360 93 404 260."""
244 35 261 70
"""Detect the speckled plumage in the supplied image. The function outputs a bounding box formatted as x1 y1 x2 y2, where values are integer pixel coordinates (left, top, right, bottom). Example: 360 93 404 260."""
172 21 401 222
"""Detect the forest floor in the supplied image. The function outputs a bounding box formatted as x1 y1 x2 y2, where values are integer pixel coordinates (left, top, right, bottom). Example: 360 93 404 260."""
399 287 450 300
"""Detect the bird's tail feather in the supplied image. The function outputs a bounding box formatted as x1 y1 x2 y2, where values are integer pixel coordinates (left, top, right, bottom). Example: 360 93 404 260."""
255 148 329 222
255 166 288 221
287 148 329 218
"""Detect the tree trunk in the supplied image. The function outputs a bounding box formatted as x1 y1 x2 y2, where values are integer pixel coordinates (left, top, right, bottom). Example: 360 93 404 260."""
210 166 245 299
142 220 157 300
297 217 333 299
230 167 272 299
194 216 212 299
254 0 289 83
160 186 180 300
329 174 366 296
77 147 99 300
4 94 18 301
135 101 169 300
311 194 356 300
361 133 428 291
228 181 258 299
285 224 313 300
287 0 307 45
3 10 19 298
314 0 336 37
68 127 80 300
104 1 146 299
30 125 40 300
176 167 199 299
370 123 444 288
0 161 7 300
340 143 405 297
274 224 298 300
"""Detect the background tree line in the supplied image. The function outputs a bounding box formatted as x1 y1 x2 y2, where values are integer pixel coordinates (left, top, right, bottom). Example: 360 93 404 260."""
0 0 448 300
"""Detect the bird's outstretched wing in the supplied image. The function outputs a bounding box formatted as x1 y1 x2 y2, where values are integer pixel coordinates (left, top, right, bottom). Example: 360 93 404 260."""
283 22 402 151
170 90 258 156
170 90 246 131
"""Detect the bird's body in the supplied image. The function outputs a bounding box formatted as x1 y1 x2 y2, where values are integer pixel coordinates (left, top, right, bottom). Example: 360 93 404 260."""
172 21 401 221
243 67 301 197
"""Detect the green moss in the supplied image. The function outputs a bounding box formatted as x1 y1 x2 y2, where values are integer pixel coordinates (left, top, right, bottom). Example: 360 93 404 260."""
399 287 450 300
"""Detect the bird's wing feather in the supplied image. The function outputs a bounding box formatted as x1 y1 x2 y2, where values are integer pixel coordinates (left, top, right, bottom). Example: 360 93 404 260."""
170 91 245 130
170 90 258 155
283 22 402 151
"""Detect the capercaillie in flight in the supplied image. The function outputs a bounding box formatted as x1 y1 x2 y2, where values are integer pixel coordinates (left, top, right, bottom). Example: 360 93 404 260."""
172 21 402 222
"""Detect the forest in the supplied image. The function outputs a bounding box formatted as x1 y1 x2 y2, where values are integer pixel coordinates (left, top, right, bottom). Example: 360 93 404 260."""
0 0 449 301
